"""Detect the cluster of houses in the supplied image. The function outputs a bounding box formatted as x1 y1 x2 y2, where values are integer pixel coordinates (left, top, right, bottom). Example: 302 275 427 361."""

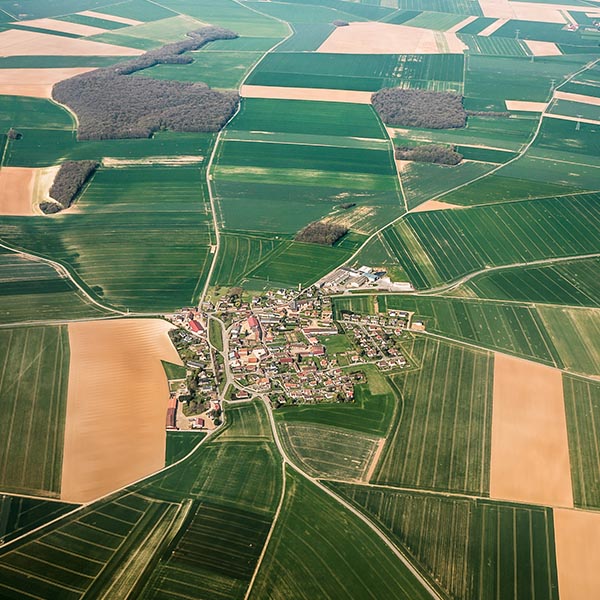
165 282 428 421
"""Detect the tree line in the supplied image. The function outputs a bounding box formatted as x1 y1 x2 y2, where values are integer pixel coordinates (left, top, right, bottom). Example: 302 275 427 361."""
52 27 240 140
295 221 348 246
372 88 467 129
396 144 463 165
40 160 99 214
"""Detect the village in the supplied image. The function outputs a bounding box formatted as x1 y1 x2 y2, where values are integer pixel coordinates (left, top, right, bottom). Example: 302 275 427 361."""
164 271 426 432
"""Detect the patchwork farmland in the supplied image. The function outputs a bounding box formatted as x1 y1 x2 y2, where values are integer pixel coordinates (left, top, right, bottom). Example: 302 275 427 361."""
0 0 598 598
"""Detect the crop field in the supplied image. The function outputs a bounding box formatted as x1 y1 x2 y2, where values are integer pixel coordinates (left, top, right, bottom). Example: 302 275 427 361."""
161 0 289 37
403 11 467 31
0 251 109 325
217 400 273 442
563 375 600 509
457 16 496 34
275 23 334 51
55 13 131 31
0 95 73 131
531 118 600 163
95 15 204 44
537 306 600 376
245 1 363 25
456 146 517 163
389 0 483 16
245 241 353 288
549 99 600 121
490 20 598 50
372 338 493 494
0 491 182 599
247 52 464 92
464 54 593 110
278 422 382 481
229 98 387 140
392 115 537 152
331 483 560 600
165 431 206 466
140 50 263 89
462 257 600 307
141 499 272 600
276 365 396 436
459 34 530 57
0 166 214 311
379 193 600 289
0 495 74 544
249 469 431 600
92 0 178 22
0 326 69 497
210 233 281 287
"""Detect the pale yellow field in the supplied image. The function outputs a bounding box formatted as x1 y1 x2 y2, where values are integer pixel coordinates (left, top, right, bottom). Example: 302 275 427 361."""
411 199 465 212
61 319 182 503
0 29 143 56
554 509 600 600
555 90 600 106
478 18 508 37
489 353 573 508
241 84 373 104
316 22 466 55
524 40 562 56
78 10 143 26
505 100 548 111
0 67 95 98
13 17 107 36
0 167 35 215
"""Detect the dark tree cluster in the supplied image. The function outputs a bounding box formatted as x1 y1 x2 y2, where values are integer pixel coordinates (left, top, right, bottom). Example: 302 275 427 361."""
112 26 238 75
40 160 98 214
338 202 356 209
7 127 21 140
396 144 463 165
52 27 240 140
295 221 348 246
332 20 349 26
372 88 467 129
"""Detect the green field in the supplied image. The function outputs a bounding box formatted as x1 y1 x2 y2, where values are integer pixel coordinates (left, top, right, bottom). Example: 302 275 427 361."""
331 484 560 600
0 250 109 325
140 49 264 89
563 375 600 509
248 52 464 92
216 400 273 442
0 495 74 544
0 326 69 497
278 422 382 481
459 34 530 56
403 11 467 30
377 193 600 289
537 306 600 376
165 431 206 466
249 469 432 600
0 166 214 311
276 365 397 436
372 338 494 495
274 23 334 51
462 257 600 307
92 0 178 22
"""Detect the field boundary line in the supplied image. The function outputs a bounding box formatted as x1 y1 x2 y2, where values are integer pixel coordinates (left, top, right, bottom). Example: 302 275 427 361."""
260 395 444 600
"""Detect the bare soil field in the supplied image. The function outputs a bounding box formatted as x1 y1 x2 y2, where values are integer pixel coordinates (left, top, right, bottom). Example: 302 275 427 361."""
78 10 143 26
489 353 573 507
0 29 143 57
505 100 548 111
0 67 95 98
524 40 562 56
479 0 515 20
447 16 478 33
316 22 466 55
479 18 508 37
480 0 594 22
555 90 600 106
61 319 182 503
554 508 600 600
411 199 465 212
241 84 373 104
13 17 107 37
0 167 35 215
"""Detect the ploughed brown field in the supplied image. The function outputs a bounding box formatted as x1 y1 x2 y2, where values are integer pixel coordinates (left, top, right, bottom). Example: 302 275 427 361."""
61 319 182 503
489 353 573 508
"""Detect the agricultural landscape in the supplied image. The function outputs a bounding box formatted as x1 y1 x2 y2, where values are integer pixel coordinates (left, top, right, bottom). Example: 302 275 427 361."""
0 0 599 598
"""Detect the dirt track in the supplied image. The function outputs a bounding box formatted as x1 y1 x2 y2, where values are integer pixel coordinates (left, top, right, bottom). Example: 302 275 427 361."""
61 319 182 503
